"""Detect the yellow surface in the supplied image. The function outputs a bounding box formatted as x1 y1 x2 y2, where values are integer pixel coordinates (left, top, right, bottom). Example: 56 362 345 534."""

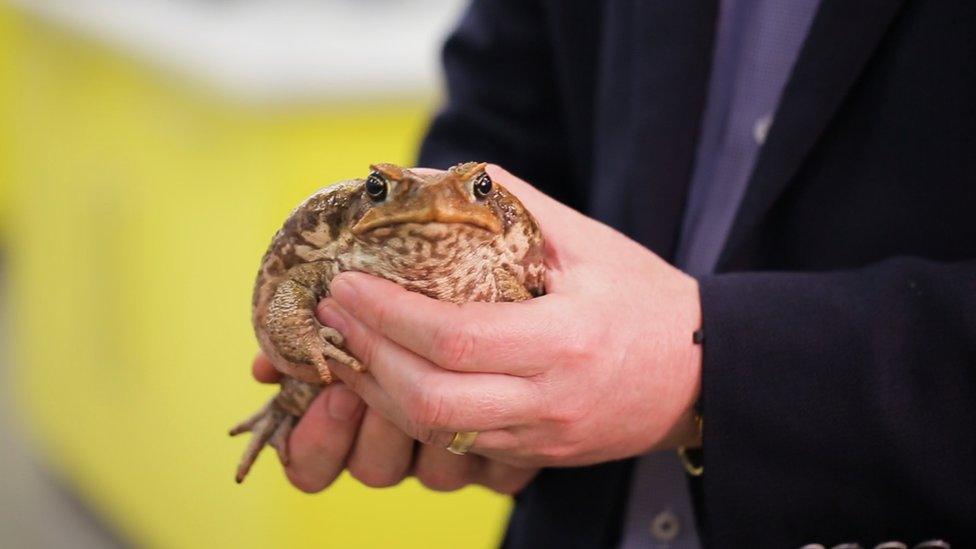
1 8 511 549
0 5 13 237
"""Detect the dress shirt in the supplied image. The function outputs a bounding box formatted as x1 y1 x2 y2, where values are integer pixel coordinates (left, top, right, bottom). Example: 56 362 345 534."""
619 1 822 546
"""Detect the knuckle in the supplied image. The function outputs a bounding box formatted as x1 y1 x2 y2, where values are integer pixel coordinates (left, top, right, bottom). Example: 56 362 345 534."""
499 455 534 470
374 294 404 334
412 425 442 447
340 368 367 395
550 399 587 426
286 469 333 494
348 461 405 489
357 332 383 370
298 428 333 456
407 385 454 431
535 444 573 467
415 465 466 492
559 330 598 365
432 321 478 371
525 430 582 467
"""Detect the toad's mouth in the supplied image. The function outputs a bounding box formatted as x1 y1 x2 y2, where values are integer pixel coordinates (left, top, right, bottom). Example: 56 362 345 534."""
351 210 502 235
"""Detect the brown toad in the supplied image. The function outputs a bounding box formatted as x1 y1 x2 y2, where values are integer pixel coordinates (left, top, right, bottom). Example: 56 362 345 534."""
230 162 546 482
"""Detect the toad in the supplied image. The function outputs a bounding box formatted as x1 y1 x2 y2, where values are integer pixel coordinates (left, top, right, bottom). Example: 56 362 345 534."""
231 162 545 482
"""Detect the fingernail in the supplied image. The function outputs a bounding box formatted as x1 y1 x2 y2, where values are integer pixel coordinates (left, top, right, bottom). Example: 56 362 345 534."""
327 384 362 421
330 274 360 307
317 299 347 334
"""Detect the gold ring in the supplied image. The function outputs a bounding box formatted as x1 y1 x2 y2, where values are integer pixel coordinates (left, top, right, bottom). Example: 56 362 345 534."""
446 431 478 455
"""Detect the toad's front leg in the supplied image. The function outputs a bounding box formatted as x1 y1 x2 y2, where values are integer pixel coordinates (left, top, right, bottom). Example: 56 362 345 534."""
262 263 363 383
230 377 320 483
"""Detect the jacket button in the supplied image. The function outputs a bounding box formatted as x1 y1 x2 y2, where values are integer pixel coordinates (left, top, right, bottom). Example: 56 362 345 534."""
649 510 680 542
752 113 773 145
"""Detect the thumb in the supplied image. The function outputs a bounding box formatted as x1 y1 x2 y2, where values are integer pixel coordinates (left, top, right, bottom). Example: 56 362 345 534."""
486 164 607 266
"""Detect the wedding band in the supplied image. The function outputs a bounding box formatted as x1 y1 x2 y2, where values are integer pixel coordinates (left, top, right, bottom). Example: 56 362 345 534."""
446 431 478 455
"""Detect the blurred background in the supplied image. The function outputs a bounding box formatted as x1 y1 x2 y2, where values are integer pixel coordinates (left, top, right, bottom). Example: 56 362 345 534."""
0 0 516 547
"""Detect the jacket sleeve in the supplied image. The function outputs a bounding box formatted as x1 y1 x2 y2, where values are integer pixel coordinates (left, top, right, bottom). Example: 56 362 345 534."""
698 256 976 545
416 0 582 208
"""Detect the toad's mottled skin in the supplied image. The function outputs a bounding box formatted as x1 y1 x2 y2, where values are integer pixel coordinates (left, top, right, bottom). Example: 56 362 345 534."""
230 162 545 482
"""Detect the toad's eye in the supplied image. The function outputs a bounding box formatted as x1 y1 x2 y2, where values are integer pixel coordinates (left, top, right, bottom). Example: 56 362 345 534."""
473 173 492 198
365 172 388 201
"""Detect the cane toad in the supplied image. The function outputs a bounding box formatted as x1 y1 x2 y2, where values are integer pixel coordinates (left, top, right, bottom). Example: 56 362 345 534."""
231 162 546 482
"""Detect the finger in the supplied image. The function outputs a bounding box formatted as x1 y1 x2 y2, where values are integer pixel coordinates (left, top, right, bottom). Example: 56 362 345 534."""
326 273 571 375
321 302 537 432
331 358 530 470
346 408 414 488
412 442 478 492
462 429 538 468
283 383 364 493
484 164 596 254
488 164 642 278
252 353 281 383
477 460 538 495
484 164 574 235
329 360 454 448
329 358 522 450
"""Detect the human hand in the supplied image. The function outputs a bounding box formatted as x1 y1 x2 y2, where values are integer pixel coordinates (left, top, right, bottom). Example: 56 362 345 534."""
319 165 703 469
250 354 538 494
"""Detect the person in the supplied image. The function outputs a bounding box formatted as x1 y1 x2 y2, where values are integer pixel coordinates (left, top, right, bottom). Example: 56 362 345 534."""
251 1 976 547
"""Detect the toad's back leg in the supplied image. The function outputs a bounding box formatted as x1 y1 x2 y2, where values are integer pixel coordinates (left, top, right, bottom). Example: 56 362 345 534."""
230 377 320 483
261 262 362 382
234 262 363 483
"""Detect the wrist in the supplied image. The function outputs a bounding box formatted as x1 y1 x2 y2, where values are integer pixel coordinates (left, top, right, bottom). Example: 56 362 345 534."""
679 274 704 448
657 272 703 450
674 274 704 476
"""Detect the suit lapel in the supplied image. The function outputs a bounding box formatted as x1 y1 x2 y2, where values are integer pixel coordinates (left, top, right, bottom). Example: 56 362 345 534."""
590 0 718 260
717 0 908 270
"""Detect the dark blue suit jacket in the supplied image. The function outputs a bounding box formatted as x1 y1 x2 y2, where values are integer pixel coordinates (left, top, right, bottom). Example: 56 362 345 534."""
417 1 976 547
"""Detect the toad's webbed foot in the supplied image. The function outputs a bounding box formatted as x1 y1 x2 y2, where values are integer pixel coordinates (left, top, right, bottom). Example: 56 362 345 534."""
230 399 294 483
230 378 320 483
